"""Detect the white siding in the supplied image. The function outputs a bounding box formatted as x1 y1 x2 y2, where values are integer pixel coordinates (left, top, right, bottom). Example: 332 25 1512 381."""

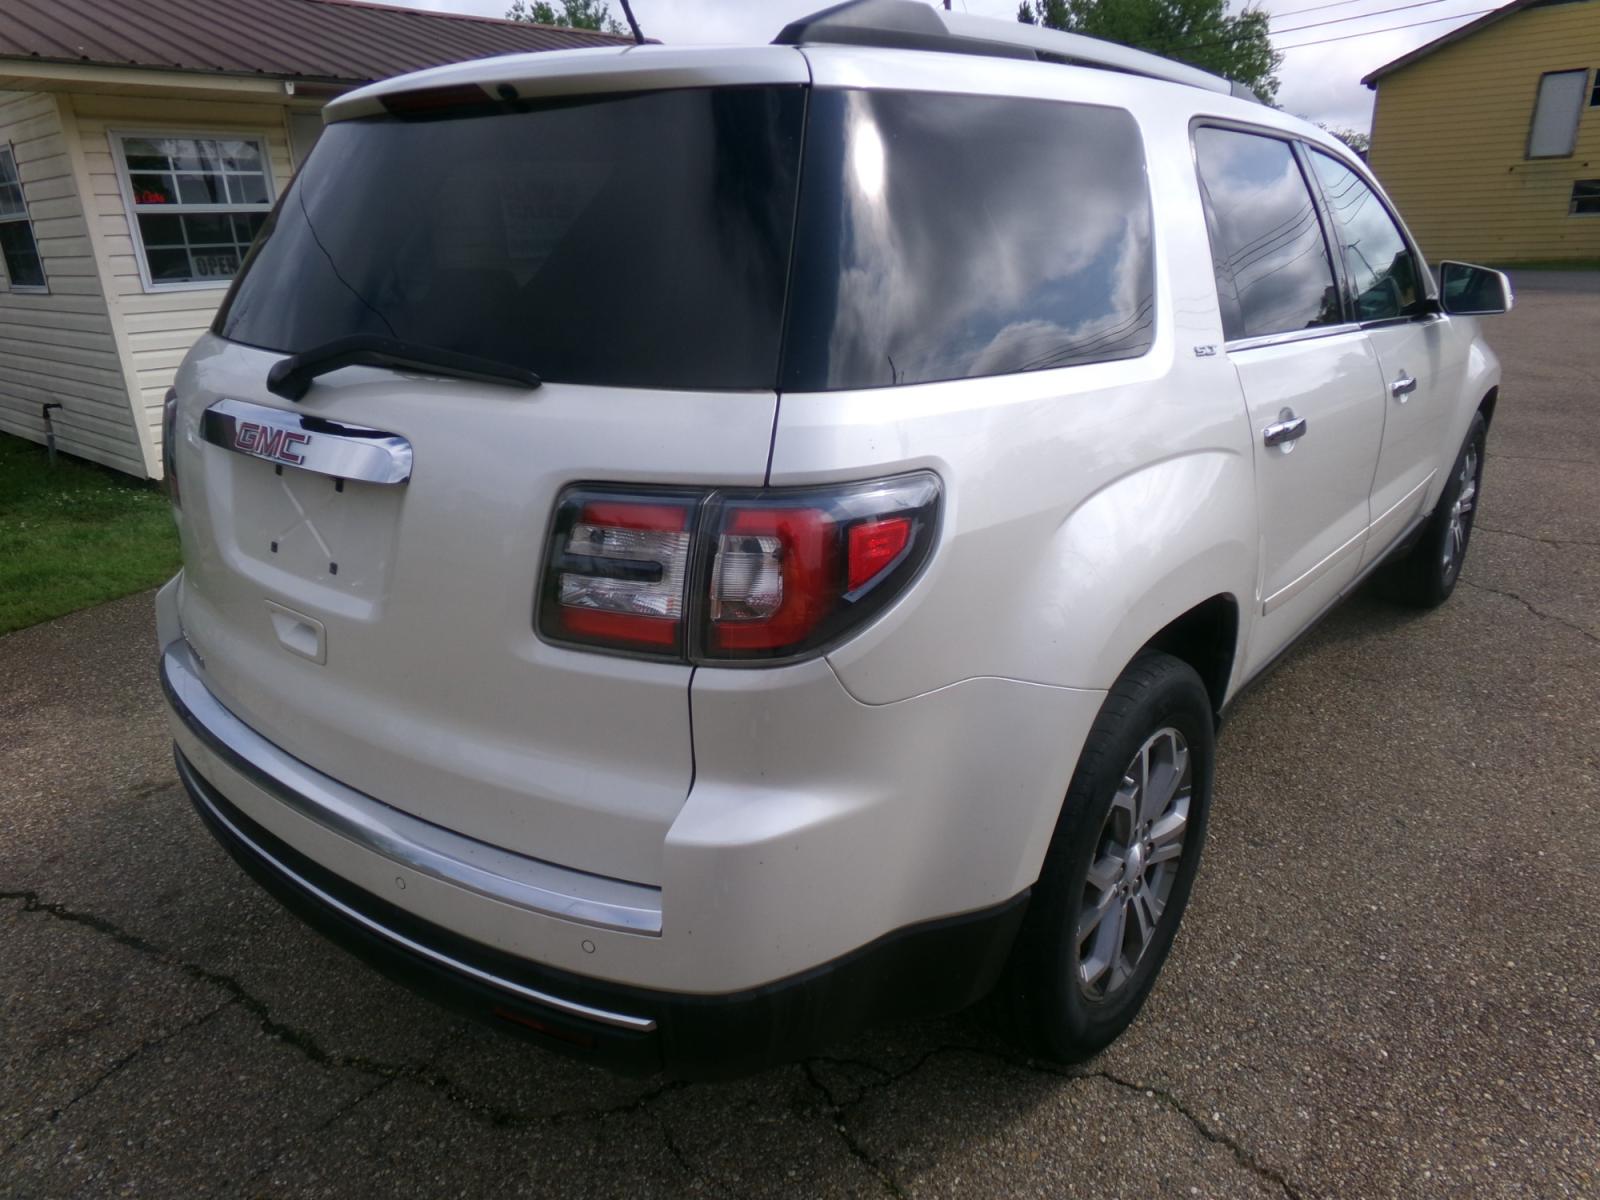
0 91 144 476
69 93 296 477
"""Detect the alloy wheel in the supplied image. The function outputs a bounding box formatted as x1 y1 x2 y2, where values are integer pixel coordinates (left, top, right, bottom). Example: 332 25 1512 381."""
1074 727 1192 999
1443 445 1479 576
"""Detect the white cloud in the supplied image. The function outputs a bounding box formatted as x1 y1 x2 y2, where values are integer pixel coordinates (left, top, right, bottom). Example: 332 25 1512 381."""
386 0 1501 133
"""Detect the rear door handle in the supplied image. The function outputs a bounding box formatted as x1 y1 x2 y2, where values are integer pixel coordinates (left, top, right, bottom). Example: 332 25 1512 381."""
1262 415 1308 447
1391 373 1418 400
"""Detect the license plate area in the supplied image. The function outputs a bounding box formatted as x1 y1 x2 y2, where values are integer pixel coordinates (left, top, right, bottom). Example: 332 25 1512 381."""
231 458 402 602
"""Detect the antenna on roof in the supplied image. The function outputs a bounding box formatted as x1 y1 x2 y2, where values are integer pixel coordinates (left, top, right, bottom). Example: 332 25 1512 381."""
618 0 645 44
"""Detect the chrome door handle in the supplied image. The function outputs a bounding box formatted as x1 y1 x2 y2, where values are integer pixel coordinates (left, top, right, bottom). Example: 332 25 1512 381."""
1262 415 1307 447
1391 373 1418 400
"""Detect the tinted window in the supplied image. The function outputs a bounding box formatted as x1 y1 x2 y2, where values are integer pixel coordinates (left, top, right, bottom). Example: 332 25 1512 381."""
1193 127 1341 341
1307 151 1423 322
781 90 1154 391
217 87 805 390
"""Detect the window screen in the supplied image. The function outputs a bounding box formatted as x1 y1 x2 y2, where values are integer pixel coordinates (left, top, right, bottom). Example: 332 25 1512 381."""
0 146 45 290
780 90 1155 390
1307 151 1424 322
1528 70 1587 158
1193 127 1341 341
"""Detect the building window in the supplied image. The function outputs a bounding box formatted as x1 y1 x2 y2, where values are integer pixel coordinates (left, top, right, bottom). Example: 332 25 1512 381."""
0 145 47 291
113 133 273 288
1592 70 1600 107
1527 69 1588 158
1572 180 1600 215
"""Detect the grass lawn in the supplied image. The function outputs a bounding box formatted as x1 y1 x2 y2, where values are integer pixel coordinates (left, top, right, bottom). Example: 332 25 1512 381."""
0 434 180 635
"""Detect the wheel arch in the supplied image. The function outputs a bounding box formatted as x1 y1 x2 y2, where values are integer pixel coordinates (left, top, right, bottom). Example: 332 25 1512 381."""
1478 385 1499 430
1140 594 1240 718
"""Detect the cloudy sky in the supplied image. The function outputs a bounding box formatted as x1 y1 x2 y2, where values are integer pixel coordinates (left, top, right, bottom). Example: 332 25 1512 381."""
387 0 1502 131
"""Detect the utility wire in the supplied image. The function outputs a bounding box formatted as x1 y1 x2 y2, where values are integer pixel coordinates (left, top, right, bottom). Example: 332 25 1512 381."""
1273 0 1477 35
1276 6 1495 49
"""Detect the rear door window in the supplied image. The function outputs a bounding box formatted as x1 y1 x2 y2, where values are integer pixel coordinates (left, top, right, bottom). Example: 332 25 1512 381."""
1193 126 1343 342
1305 151 1425 322
216 87 805 391
780 90 1155 391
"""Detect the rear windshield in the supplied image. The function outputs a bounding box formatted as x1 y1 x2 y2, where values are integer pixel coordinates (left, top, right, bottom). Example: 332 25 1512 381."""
217 87 806 391
217 87 1154 392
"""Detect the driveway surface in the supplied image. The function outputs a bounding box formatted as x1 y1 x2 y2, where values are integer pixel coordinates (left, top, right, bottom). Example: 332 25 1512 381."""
3 274 1597 1199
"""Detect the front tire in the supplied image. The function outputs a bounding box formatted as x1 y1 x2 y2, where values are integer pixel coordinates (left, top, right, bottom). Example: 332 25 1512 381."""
1384 412 1486 609
996 652 1214 1062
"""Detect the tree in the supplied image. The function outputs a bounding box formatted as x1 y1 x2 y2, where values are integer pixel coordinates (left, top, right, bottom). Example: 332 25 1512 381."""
1320 125 1371 157
1017 0 1281 105
506 0 625 35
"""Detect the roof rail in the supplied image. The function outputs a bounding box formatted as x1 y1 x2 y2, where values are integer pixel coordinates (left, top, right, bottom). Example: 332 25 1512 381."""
774 0 1260 103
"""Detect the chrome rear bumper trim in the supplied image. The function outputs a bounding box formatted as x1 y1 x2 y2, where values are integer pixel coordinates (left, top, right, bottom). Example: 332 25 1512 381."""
176 753 656 1033
159 642 664 937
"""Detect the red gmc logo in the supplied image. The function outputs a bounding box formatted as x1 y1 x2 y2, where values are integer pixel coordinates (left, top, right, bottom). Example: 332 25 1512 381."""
234 421 311 466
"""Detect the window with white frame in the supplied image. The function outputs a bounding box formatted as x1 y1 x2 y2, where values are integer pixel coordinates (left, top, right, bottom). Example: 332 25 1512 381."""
114 134 273 287
0 145 46 290
1527 69 1588 159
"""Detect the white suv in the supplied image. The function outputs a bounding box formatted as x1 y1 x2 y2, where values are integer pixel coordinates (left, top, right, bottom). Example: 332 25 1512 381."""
157 0 1510 1077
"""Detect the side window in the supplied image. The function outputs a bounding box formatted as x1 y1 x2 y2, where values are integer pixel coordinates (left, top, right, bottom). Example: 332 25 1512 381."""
0 145 46 291
1192 126 1341 342
1307 151 1423 323
781 91 1155 390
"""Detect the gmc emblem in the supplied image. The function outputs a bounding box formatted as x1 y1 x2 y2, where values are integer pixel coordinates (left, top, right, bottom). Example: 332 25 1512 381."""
234 421 312 466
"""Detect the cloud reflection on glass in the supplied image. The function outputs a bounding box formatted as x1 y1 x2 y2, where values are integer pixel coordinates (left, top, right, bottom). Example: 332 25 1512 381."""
781 90 1155 391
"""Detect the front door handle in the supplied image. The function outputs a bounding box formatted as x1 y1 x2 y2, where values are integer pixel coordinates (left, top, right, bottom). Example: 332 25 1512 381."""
1263 414 1308 447
1391 373 1418 400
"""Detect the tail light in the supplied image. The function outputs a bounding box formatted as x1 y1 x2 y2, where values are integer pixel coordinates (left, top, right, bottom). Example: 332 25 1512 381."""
162 387 181 509
538 473 941 663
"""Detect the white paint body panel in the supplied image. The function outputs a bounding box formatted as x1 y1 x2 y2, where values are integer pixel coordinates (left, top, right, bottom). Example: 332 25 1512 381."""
162 39 1503 995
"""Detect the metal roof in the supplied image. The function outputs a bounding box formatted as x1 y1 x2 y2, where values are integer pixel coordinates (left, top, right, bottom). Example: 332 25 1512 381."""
0 0 632 85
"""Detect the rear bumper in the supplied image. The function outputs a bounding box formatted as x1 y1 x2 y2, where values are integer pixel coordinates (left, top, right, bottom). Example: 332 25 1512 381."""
175 745 1026 1078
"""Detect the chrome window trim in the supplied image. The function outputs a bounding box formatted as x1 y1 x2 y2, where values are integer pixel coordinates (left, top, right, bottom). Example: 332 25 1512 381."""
1224 323 1361 354
201 397 413 485
161 641 665 938
176 753 657 1033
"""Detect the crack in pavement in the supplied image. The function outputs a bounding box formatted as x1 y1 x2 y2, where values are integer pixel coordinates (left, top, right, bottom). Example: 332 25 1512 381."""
1476 525 1600 551
802 1059 910 1199
1488 452 1600 468
0 888 688 1132
0 997 238 1165
1458 579 1600 646
3 887 1306 1198
801 1044 1306 1200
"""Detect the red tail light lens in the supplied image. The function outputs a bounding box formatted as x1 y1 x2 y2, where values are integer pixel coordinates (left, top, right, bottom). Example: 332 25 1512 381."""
539 489 696 656
538 473 940 663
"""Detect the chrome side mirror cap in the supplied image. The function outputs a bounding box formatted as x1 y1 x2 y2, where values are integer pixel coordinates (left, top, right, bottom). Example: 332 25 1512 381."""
1438 261 1514 315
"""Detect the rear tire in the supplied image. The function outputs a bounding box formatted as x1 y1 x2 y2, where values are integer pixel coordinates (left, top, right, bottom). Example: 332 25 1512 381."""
995 652 1214 1063
1383 412 1486 609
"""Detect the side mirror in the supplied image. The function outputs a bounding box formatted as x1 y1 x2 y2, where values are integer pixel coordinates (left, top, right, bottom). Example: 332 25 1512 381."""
1437 261 1514 315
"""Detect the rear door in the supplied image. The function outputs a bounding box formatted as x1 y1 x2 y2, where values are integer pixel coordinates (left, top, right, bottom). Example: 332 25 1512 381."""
170 76 806 888
1304 149 1462 565
1193 125 1386 674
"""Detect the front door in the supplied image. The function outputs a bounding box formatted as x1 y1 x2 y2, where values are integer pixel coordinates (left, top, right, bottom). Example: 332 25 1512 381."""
1305 149 1457 565
1193 126 1386 675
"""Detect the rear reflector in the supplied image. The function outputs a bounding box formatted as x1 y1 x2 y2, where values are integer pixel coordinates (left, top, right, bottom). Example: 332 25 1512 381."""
538 473 941 663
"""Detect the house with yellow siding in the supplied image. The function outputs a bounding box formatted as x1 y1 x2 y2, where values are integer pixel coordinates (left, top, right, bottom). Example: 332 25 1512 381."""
0 0 627 479
1363 0 1600 265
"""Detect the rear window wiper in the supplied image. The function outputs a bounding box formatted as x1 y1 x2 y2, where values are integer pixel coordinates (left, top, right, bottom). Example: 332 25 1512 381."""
266 335 541 401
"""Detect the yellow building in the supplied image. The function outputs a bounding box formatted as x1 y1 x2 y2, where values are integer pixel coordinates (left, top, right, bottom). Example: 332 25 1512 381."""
1364 0 1600 265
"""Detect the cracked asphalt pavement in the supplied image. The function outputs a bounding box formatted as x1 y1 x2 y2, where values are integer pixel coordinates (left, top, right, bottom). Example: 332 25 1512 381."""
4 274 1598 1199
